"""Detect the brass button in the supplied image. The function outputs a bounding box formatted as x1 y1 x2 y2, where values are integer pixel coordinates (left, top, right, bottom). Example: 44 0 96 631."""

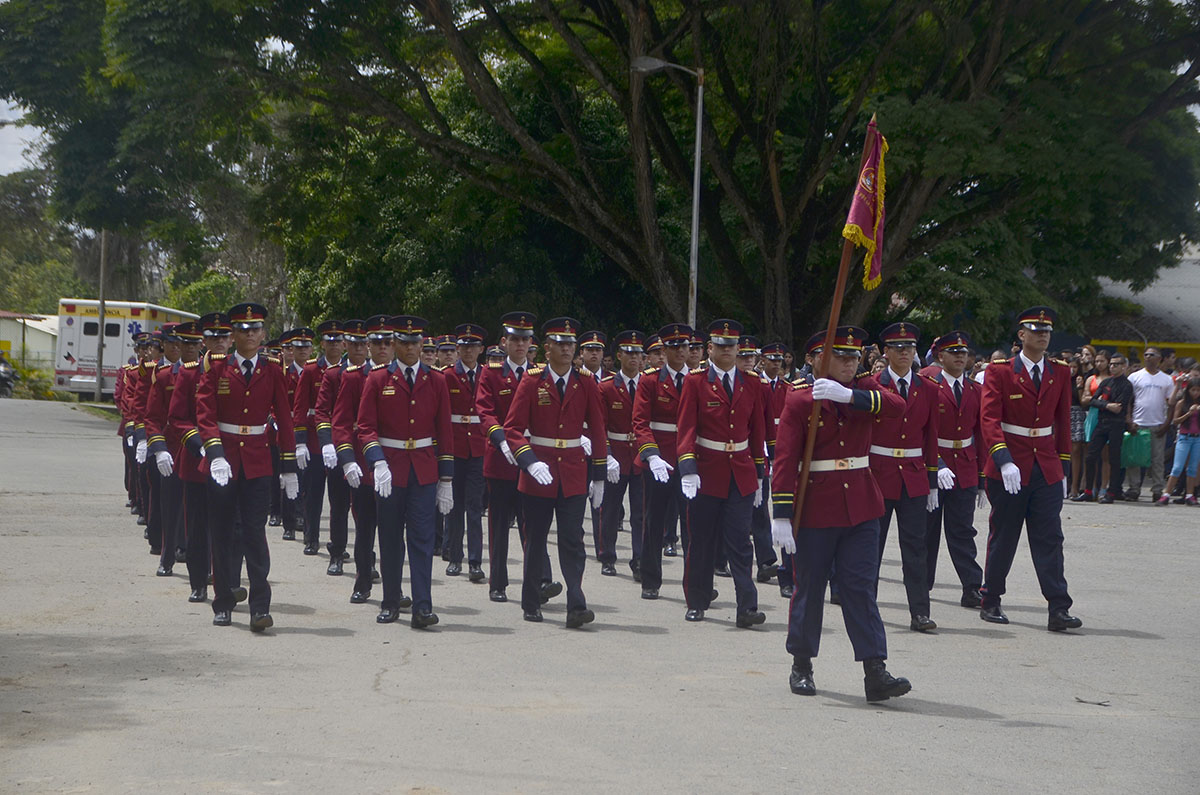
901 434 906 440
843 483 849 489
239 441 244 447
243 408 248 414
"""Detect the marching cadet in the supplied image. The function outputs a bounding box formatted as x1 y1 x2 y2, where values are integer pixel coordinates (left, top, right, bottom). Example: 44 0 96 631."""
632 323 691 599
871 322 941 633
195 303 299 631
597 331 644 578
770 326 912 702
978 306 1081 631
505 317 608 627
476 312 559 604
525 338 540 368
356 315 455 629
266 336 285 528
685 332 705 372
760 342 796 598
578 330 606 560
279 328 311 541
421 336 438 368
132 332 167 549
436 334 458 369
644 335 665 371
127 332 154 528
485 345 505 365
117 349 139 511
676 319 767 627
442 323 489 583
294 320 346 556
738 336 780 585
314 320 368 575
144 322 187 575
333 315 391 605
924 331 986 608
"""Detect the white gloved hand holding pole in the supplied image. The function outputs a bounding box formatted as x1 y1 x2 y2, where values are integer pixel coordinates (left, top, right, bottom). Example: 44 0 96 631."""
436 479 453 514
681 473 700 499
812 378 853 404
771 518 797 555
1000 462 1021 495
281 472 299 499
209 456 232 487
527 461 553 486
343 462 362 489
937 467 956 490
322 443 337 469
647 455 673 483
155 450 174 477
374 461 392 498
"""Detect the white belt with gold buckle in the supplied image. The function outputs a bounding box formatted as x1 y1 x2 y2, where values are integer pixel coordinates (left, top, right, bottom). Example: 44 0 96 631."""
450 414 480 424
528 435 581 449
607 431 635 443
1001 422 1053 438
378 436 434 450
649 421 677 433
937 435 974 450
217 422 268 436
696 437 748 453
869 445 923 458
809 456 869 472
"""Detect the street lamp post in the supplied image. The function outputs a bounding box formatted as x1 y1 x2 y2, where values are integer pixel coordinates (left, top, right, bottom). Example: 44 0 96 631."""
631 55 704 329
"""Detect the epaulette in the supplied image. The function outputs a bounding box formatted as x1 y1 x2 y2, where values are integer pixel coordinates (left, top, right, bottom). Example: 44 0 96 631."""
209 353 228 362
993 358 1010 364
527 366 545 376
265 355 281 366
599 375 614 383
1052 358 1069 367
371 362 388 371
156 362 171 371
855 371 872 379
643 366 658 375
182 361 200 369
344 363 363 373
796 381 812 390
488 361 503 369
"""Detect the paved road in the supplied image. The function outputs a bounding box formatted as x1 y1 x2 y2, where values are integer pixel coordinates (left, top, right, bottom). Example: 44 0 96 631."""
1 399 1196 792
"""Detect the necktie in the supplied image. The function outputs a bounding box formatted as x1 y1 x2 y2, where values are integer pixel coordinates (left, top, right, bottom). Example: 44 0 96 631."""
628 378 636 403
468 370 475 390
1031 364 1041 391
675 372 683 392
406 367 414 389
557 377 566 399
954 379 963 406
242 360 253 383
771 379 777 392
515 366 524 382
898 378 908 400
723 373 733 400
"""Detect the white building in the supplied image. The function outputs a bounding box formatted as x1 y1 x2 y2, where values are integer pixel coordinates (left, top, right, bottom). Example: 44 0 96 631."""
0 311 57 370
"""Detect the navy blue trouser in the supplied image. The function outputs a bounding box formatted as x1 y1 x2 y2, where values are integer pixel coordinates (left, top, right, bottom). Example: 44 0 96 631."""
447 455 484 566
376 469 435 612
349 480 377 593
982 463 1071 611
878 487 932 617
684 477 757 613
749 474 778 569
183 480 210 593
640 470 682 591
487 477 550 591
599 472 644 564
521 491 588 614
925 486 983 592
787 519 888 661
207 474 271 615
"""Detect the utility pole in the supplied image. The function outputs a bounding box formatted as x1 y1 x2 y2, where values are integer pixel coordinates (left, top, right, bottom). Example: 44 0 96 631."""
94 229 108 402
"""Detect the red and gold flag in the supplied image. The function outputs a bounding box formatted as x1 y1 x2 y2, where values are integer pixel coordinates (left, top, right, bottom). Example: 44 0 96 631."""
842 119 887 290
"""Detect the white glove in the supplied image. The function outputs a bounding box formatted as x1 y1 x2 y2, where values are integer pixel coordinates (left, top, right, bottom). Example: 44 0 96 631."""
527 461 553 486
606 454 620 484
812 378 852 404
199 445 207 458
296 444 310 470
937 467 957 490
976 489 988 510
209 456 232 487
125 434 134 448
753 481 764 508
590 480 605 508
322 443 337 469
1000 462 1021 495
772 518 797 555
926 489 939 512
135 440 148 464
499 440 516 466
343 461 362 489
647 454 673 483
436 479 453 514
580 435 592 456
155 450 174 477
374 460 392 498
281 472 299 499
681 473 700 499
1062 479 1068 499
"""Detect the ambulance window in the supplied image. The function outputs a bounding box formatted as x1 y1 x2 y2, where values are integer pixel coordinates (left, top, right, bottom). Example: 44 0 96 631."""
105 323 120 336
83 322 99 336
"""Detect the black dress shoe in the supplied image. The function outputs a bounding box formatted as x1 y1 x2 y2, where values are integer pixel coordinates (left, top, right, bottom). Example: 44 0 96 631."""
757 563 777 583
641 588 659 600
396 593 413 609
468 565 485 583
864 658 911 702
960 588 983 608
156 565 172 577
539 581 563 604
710 589 719 602
175 548 187 563
910 615 937 632
350 590 370 604
411 609 439 629
600 563 617 576
327 557 343 576
779 584 795 599
268 514 282 526
489 589 507 603
249 613 273 633
281 529 295 541
830 591 842 605
231 586 248 604
1098 494 1114 504
212 610 231 626
714 563 731 578
433 544 443 558
149 547 161 556
372 568 381 582
736 610 766 628
342 551 350 560
979 605 1009 624
523 609 543 622
685 608 705 622
1048 609 1082 631
188 587 207 603
376 606 399 623
663 543 677 557
789 660 816 696
303 542 319 555
565 608 595 629
445 562 462 577
137 516 147 527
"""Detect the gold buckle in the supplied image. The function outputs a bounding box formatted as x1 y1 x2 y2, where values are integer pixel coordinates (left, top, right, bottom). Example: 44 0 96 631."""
239 425 251 435
404 439 416 450
460 415 472 424
834 458 850 470
554 439 568 449
893 448 905 458
1028 428 1041 437
724 441 736 453
953 440 964 449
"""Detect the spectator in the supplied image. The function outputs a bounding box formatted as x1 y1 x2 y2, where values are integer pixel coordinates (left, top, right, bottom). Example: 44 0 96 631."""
1082 355 1133 502
1124 347 1174 501
1159 375 1200 506
1079 345 1096 373
1161 348 1176 375
1068 357 1087 498
1079 350 1111 496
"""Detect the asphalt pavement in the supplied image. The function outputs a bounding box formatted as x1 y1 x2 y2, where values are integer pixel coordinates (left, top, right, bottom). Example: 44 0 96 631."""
1 399 1196 792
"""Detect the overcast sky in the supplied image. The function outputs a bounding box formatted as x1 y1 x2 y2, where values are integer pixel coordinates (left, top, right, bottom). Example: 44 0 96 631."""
0 100 42 175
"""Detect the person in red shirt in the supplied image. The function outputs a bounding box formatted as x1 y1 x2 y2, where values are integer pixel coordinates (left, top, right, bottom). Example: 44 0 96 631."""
770 326 911 702
597 331 644 577
923 331 986 608
196 303 299 631
676 318 768 627
144 323 188 575
759 342 796 598
293 320 346 556
356 315 454 629
442 323 488 582
506 318 608 627
278 328 311 541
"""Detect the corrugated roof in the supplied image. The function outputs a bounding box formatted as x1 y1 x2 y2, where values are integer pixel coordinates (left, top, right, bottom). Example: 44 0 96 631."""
1094 256 1200 342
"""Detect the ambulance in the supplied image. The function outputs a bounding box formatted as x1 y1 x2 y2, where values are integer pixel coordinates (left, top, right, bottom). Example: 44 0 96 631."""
53 299 198 397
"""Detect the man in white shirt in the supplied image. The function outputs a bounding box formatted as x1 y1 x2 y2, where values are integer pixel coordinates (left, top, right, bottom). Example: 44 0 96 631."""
1124 347 1174 500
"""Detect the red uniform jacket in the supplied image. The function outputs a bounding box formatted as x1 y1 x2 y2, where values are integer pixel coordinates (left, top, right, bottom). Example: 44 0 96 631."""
869 369 940 500
506 366 608 498
599 372 642 475
129 359 158 443
357 361 454 486
981 356 1071 485
115 365 131 437
762 374 792 460
929 371 984 490
444 361 487 459
314 362 348 449
145 360 182 458
772 374 905 527
293 355 336 453
195 354 298 479
676 366 768 499
167 360 207 483
476 360 525 480
633 365 687 466
331 363 372 484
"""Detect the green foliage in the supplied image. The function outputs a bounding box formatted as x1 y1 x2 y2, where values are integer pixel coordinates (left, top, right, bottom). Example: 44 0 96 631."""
0 169 88 313
164 270 242 318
